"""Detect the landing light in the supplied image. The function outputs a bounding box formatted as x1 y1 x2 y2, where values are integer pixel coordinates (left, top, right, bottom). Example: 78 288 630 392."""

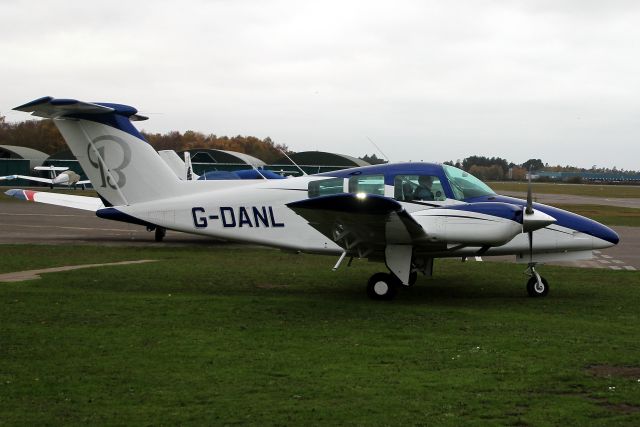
356 192 367 200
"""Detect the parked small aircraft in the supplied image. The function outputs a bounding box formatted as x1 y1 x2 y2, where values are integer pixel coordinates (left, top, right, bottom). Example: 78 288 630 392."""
0 165 90 189
10 97 620 300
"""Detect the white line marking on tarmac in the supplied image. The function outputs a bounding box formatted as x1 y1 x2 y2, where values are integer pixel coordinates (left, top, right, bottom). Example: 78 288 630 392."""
475 256 483 261
613 260 625 264
610 266 622 270
0 212 86 217
601 255 612 259
624 266 637 271
594 250 602 254
598 259 611 264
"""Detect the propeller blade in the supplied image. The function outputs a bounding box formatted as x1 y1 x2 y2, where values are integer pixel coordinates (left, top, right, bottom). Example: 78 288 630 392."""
521 168 556 232
526 169 533 215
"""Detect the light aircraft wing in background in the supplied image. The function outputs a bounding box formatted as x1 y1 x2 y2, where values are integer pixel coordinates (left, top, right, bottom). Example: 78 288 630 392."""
4 189 104 211
0 174 92 186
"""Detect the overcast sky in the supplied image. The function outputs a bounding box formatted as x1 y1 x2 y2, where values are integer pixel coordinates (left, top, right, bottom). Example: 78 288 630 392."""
1 0 639 169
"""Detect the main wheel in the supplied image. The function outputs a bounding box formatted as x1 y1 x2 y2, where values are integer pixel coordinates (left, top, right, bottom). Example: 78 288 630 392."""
408 271 418 286
367 273 398 301
526 276 549 297
155 227 166 242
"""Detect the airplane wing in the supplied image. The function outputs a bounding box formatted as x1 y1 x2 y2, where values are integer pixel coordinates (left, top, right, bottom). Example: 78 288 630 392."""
287 193 431 254
4 189 104 211
1 175 54 184
34 166 69 171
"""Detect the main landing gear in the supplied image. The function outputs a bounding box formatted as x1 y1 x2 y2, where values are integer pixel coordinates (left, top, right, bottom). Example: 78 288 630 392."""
154 227 166 242
366 270 418 301
146 226 166 242
525 263 549 297
367 273 398 300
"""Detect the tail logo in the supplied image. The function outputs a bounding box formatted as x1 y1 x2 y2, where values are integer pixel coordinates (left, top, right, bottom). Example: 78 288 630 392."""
87 135 132 189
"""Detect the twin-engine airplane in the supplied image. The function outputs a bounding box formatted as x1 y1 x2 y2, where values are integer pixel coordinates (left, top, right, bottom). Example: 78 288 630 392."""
11 96 619 300
1 165 90 189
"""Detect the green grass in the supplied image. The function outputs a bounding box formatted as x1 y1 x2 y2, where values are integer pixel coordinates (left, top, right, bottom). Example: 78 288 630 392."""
1 245 640 425
552 204 640 227
490 182 640 198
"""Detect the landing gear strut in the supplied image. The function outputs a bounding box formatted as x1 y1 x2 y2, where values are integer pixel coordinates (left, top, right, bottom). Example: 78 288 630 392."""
525 263 549 297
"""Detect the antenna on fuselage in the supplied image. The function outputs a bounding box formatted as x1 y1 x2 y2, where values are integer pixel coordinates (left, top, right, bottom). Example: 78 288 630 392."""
250 163 267 179
366 136 390 163
279 149 307 176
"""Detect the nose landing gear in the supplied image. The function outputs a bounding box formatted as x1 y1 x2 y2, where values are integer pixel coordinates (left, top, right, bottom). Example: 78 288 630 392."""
525 263 549 297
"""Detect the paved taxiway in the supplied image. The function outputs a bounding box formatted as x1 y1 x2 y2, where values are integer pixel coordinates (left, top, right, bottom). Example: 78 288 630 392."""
501 191 640 209
0 198 638 270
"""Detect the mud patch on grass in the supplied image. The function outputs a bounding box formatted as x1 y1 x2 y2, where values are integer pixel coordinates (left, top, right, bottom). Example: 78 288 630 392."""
599 402 640 414
255 283 289 289
0 260 157 282
586 364 640 379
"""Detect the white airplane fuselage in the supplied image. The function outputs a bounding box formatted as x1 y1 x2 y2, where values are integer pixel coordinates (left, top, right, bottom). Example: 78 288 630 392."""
110 175 614 259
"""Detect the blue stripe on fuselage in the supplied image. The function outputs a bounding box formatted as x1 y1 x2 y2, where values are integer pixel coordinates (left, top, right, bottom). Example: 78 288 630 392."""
465 195 619 244
440 202 523 223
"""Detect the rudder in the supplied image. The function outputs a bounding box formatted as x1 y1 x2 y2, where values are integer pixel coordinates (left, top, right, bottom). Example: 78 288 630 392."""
14 97 180 206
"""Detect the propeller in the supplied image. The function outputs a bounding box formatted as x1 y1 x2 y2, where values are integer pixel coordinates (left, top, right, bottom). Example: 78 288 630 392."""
522 169 556 262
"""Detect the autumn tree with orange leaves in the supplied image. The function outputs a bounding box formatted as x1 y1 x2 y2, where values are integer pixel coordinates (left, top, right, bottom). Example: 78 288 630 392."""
0 116 289 163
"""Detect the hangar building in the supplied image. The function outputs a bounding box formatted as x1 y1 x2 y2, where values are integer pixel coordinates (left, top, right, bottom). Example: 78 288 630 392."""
177 149 266 175
0 145 50 185
266 151 370 176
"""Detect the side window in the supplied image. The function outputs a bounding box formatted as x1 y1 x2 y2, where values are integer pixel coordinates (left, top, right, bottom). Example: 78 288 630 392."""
394 175 446 201
348 174 385 196
308 178 344 198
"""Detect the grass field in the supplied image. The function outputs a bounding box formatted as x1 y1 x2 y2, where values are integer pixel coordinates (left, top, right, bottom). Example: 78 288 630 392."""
490 182 640 198
1 245 640 425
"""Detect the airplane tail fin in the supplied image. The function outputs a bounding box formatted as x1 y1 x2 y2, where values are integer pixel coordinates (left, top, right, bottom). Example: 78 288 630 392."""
14 97 180 206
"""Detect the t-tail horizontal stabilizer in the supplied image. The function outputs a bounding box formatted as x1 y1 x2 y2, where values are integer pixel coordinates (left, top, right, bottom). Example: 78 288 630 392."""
14 97 180 207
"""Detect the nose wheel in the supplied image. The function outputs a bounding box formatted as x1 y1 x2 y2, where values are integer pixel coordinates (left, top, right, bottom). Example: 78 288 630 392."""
525 263 549 297
367 273 398 301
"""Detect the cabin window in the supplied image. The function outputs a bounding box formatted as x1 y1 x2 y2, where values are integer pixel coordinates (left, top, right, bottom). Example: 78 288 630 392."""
443 165 495 200
308 178 344 198
348 174 385 196
394 175 446 202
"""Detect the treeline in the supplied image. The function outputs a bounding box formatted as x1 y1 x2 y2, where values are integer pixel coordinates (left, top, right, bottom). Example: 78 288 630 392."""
0 116 289 163
141 131 288 164
445 155 638 181
0 115 66 154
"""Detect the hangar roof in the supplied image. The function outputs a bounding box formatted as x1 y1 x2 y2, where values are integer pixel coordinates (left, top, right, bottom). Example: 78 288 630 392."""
0 144 49 168
272 151 369 167
178 149 266 167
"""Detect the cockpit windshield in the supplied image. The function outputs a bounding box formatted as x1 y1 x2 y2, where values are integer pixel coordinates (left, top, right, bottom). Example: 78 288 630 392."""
443 165 496 200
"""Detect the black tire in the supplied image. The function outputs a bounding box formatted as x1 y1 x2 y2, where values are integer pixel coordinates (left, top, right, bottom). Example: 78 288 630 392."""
154 227 166 242
408 271 418 286
367 273 398 301
527 276 549 297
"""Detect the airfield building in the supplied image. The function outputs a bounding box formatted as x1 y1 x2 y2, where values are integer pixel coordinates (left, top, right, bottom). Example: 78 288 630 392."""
266 151 370 176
